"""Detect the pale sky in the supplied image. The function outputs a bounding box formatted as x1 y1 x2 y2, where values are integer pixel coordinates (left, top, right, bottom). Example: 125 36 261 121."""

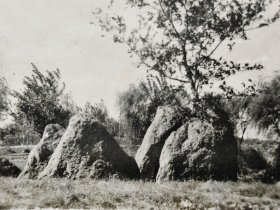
0 0 280 122
0 0 144 119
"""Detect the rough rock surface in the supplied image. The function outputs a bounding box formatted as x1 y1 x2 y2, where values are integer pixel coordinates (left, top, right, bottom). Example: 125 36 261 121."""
0 157 21 177
239 139 280 182
38 116 139 180
135 106 184 180
18 124 65 179
156 118 238 182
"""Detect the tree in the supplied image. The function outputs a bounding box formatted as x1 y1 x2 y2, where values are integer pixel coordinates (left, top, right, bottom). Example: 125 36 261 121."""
224 96 251 144
246 75 280 138
118 82 151 140
59 92 80 115
94 0 279 112
117 77 180 140
12 63 72 136
0 77 10 120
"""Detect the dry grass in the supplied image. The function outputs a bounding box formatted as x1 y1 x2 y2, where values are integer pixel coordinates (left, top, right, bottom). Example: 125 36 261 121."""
0 178 280 209
1 146 280 209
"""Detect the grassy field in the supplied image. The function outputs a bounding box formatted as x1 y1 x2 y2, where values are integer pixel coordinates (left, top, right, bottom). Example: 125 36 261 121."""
0 178 280 209
1 146 280 209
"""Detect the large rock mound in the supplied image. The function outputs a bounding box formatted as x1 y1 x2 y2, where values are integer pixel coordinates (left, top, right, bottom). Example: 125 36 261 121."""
157 117 238 182
19 124 65 179
38 116 140 180
0 157 21 177
239 139 280 182
135 106 184 180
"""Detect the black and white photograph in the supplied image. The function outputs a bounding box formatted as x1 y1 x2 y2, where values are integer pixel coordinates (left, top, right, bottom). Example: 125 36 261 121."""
0 0 280 209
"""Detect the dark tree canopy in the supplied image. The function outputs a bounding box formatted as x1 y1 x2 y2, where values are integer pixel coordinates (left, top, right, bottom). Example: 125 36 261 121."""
12 63 71 135
94 0 279 108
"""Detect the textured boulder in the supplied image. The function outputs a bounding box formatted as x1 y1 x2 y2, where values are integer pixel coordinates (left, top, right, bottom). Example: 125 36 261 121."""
18 124 65 179
157 117 238 182
0 157 21 177
239 139 280 182
38 116 139 180
135 106 184 180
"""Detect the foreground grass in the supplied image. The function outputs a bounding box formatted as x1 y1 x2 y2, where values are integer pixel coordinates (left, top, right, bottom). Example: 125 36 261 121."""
0 178 280 209
1 146 280 209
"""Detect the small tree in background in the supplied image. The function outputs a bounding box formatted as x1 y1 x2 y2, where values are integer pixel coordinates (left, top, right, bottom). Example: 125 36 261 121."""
246 75 280 138
59 92 80 116
94 0 279 115
0 77 10 120
12 63 72 136
224 96 251 145
117 76 181 141
118 83 151 141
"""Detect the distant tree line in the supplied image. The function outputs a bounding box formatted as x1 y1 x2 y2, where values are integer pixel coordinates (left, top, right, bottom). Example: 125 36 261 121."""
1 64 280 146
118 74 280 144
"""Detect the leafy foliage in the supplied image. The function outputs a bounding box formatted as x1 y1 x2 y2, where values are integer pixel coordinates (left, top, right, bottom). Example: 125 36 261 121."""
225 75 280 140
118 83 150 140
0 77 10 120
224 96 251 142
0 117 40 146
94 0 279 111
117 76 180 140
59 92 80 116
246 75 280 137
12 63 72 136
